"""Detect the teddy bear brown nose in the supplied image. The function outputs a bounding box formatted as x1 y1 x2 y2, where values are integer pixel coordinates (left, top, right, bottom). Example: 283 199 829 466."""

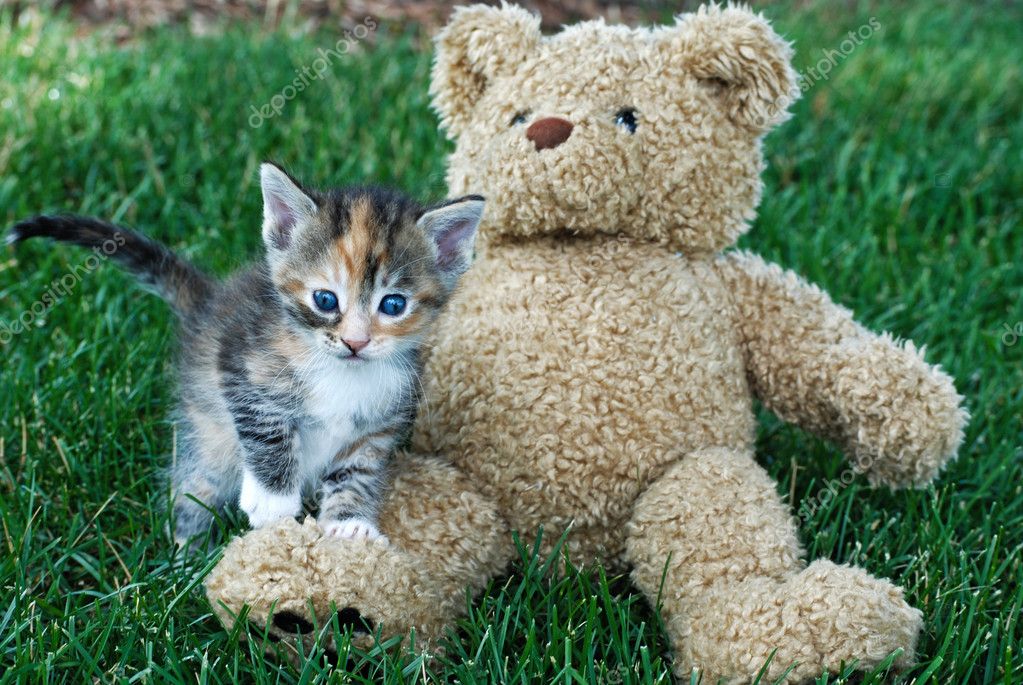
526 117 574 151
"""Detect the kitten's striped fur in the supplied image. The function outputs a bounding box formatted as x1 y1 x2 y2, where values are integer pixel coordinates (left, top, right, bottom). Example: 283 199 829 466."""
9 163 483 546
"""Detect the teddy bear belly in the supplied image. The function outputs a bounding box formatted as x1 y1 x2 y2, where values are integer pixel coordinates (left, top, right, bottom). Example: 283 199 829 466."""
416 240 757 564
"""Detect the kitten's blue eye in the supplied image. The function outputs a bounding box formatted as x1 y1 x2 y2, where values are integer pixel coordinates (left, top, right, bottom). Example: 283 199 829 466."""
510 111 529 126
614 108 638 133
378 294 407 317
312 289 339 312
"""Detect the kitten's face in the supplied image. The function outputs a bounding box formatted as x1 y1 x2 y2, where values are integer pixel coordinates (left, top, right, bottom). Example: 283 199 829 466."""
259 164 483 364
279 193 444 363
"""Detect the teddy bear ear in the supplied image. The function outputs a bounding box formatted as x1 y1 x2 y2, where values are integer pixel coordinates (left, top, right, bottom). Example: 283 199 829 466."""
658 4 800 134
430 3 542 137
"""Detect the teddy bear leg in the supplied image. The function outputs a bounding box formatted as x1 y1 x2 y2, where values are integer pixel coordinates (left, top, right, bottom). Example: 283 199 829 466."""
625 447 922 683
205 451 512 659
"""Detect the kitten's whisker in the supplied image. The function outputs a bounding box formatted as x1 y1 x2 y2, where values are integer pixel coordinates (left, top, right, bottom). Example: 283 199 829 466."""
394 353 431 430
386 253 436 282
389 236 419 273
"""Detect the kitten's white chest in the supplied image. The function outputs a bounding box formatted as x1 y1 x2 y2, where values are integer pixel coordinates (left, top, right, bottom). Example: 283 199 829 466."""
296 357 404 481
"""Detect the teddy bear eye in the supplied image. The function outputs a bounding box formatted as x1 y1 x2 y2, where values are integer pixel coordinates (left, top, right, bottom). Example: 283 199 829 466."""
509 110 530 126
615 108 638 133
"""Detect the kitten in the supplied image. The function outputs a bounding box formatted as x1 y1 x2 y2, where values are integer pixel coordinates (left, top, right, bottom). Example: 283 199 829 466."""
8 162 484 547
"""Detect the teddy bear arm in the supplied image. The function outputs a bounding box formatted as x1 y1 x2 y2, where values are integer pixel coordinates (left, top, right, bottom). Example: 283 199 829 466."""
714 250 967 487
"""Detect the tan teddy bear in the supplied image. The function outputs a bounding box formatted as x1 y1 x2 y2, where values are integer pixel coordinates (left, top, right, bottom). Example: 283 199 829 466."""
206 4 967 681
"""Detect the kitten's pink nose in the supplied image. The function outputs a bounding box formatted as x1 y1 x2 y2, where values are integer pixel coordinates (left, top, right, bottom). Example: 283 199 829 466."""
342 337 370 354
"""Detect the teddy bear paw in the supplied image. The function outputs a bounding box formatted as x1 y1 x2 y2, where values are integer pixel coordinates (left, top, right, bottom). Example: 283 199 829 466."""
270 606 375 637
682 560 922 683
833 337 967 488
205 517 451 663
779 560 923 679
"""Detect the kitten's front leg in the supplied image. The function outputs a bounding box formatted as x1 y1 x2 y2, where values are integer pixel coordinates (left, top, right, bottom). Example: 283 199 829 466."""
226 387 302 528
239 468 302 528
318 431 395 544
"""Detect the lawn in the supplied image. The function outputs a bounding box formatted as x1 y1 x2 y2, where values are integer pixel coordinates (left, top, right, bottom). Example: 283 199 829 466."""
0 1 1020 683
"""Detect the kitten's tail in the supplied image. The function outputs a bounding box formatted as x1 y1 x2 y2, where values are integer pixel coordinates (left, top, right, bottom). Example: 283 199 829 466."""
6 215 215 318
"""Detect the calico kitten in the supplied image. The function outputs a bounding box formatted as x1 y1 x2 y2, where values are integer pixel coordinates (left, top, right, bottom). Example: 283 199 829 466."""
8 163 484 546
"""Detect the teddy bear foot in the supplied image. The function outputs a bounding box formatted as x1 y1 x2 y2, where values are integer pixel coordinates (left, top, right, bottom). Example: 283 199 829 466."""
205 517 448 660
680 560 923 684
270 606 374 637
205 453 511 664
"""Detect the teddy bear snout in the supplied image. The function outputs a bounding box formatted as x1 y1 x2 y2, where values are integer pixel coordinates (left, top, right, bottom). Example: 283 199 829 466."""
526 117 573 151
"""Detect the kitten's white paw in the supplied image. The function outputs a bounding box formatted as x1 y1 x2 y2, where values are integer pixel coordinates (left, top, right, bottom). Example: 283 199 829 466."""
320 517 389 545
239 472 301 528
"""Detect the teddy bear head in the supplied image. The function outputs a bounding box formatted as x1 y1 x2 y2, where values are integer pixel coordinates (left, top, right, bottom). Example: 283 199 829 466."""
431 3 800 254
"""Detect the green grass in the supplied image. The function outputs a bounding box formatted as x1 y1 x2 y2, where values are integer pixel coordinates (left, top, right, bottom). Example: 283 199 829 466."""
0 1 1020 682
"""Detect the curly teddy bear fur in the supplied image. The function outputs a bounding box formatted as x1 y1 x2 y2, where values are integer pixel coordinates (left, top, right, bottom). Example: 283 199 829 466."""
206 4 967 682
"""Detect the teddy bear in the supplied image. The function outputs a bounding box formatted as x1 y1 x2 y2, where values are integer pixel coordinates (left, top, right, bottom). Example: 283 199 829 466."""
205 4 967 681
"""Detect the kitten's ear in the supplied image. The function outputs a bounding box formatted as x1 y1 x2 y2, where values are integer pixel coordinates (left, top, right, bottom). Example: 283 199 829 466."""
418 195 484 289
260 162 317 251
